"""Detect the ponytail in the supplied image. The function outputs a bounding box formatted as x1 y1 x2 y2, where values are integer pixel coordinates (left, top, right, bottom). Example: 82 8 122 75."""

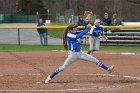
63 24 78 50
63 27 69 50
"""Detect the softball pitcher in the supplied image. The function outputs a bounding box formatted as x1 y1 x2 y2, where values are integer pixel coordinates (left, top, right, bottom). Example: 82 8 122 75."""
87 19 107 54
45 24 114 83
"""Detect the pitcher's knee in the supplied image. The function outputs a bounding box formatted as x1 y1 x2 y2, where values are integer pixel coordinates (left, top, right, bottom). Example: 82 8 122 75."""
59 65 68 71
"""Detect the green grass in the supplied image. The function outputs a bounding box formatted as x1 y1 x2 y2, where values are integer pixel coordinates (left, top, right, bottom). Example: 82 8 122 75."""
48 29 63 38
0 44 64 52
50 22 70 26
82 45 140 53
100 45 140 52
48 22 70 39
0 44 140 52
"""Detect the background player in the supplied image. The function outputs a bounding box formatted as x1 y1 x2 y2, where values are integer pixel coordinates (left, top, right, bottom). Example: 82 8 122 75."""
87 19 107 54
77 15 87 30
45 24 114 83
37 18 47 46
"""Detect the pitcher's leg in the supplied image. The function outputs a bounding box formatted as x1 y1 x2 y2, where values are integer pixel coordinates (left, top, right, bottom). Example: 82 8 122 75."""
45 52 78 83
50 54 77 78
79 51 112 71
80 51 99 64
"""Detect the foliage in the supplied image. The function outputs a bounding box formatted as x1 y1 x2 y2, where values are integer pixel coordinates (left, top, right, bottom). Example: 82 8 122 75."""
0 0 140 21
127 0 140 4
17 0 46 14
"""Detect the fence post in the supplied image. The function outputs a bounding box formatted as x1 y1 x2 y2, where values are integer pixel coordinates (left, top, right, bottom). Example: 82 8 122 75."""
18 28 21 46
45 30 48 46
105 30 108 46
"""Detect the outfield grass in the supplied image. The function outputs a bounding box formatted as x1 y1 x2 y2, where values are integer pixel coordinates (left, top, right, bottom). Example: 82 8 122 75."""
48 29 64 38
82 45 140 53
48 22 70 38
0 44 140 52
99 45 140 52
0 44 64 52
50 22 70 26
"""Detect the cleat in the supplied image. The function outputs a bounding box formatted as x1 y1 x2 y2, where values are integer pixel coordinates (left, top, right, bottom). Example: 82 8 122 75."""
87 50 91 54
108 65 115 72
44 75 51 84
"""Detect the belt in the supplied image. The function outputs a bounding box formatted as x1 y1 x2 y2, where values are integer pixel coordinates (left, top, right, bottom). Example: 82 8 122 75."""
71 50 80 52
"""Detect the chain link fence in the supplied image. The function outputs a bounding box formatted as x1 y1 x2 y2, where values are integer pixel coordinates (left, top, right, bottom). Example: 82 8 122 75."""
0 13 57 23
0 13 79 23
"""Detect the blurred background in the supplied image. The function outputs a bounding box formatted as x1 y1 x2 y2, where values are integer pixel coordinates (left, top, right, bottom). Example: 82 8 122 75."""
0 0 140 23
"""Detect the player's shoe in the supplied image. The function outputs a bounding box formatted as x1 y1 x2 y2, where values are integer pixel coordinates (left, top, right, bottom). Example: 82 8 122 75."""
108 65 115 72
45 75 51 84
87 50 92 54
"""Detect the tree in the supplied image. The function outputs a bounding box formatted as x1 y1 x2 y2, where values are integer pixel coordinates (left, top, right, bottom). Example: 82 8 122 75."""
0 0 140 21
127 0 140 4
0 0 17 14
17 0 46 15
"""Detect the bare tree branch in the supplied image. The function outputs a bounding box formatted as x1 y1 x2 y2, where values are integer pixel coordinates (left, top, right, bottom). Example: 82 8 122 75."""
127 0 140 4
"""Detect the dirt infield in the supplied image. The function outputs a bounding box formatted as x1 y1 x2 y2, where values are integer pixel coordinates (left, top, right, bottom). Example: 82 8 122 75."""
0 51 140 93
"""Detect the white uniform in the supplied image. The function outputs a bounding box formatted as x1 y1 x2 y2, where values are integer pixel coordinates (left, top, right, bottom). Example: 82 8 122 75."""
89 25 104 51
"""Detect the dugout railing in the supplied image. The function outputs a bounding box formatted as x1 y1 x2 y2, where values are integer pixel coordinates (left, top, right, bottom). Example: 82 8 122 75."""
101 30 140 45
81 23 140 46
0 25 140 46
103 22 140 45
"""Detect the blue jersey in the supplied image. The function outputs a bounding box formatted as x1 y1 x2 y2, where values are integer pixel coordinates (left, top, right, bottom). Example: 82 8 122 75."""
89 25 103 37
67 27 90 52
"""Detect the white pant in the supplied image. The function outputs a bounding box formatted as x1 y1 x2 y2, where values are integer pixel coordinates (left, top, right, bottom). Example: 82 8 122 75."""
59 51 99 71
89 36 100 51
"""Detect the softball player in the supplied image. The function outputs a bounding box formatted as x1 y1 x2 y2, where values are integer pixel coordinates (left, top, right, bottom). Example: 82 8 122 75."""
45 24 114 83
87 19 107 54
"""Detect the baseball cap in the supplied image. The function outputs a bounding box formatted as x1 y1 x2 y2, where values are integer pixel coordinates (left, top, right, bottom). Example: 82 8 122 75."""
104 13 108 15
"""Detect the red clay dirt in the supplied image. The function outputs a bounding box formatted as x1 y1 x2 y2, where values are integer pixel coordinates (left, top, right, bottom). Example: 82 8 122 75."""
0 51 140 93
